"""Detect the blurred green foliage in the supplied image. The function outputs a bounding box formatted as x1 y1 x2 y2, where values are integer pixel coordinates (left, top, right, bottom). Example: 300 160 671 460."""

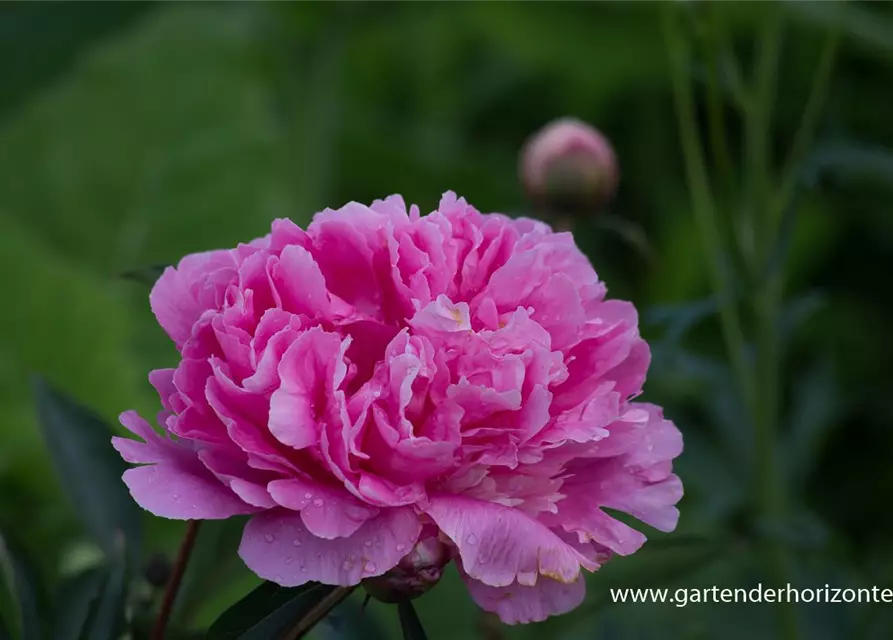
2 2 893 639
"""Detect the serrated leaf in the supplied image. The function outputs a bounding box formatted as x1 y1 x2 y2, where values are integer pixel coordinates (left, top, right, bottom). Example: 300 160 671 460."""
0 529 43 640
53 567 106 640
397 601 428 640
31 377 142 566
207 582 337 640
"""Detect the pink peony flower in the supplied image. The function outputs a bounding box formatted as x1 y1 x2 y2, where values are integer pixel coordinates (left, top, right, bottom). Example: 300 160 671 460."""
113 192 682 624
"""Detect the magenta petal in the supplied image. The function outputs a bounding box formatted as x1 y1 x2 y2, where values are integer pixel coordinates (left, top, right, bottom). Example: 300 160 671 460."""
465 574 586 625
238 507 421 587
424 495 584 587
121 464 257 520
268 478 379 539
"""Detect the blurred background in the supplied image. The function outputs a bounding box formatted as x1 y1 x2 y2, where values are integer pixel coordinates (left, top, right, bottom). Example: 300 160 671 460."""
1 2 892 639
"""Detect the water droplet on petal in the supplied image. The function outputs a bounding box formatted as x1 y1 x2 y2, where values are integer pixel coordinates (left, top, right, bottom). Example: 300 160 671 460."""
315 553 322 559
466 534 478 545
292 538 302 547
275 574 283 582
172 494 179 500
364 562 376 573
342 560 353 571
264 533 275 543
313 498 324 508
285 557 293 564
396 543 406 552
364 540 373 548
304 492 313 499
301 566 307 573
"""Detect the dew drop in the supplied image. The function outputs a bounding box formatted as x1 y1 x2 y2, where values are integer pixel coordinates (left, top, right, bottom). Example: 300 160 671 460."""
172 493 179 500
264 533 275 543
342 560 353 571
275 574 284 582
304 492 313 499
396 543 406 552
301 566 308 573
364 540 373 548
313 498 324 508
364 562 377 573
292 538 302 547
466 534 478 545
314 553 322 559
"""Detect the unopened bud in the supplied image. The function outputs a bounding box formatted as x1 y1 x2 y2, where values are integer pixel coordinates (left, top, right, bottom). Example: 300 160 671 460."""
362 535 450 603
520 117 618 215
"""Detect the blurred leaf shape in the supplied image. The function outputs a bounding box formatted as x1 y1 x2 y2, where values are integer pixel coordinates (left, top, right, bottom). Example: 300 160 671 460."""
31 377 142 566
0 529 44 640
787 2 893 66
802 141 893 187
121 265 169 288
783 359 844 491
207 582 337 640
52 568 106 640
397 601 428 640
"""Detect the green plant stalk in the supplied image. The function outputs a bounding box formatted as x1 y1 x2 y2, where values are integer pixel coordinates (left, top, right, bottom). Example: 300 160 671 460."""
746 8 800 640
772 26 841 231
663 8 755 417
280 586 356 640
747 8 784 268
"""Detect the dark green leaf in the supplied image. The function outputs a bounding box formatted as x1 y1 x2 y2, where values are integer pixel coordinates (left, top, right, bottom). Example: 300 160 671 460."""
314 596 385 640
784 359 844 489
86 541 127 640
53 567 106 640
207 582 336 640
30 376 142 566
121 265 169 287
397 601 427 640
0 529 43 640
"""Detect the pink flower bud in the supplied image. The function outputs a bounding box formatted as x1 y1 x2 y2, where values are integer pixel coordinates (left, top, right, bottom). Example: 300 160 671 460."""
520 117 619 214
362 534 450 603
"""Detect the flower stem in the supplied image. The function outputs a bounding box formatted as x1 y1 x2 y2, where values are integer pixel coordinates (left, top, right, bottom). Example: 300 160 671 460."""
280 586 356 640
772 25 841 230
152 520 201 640
663 7 755 416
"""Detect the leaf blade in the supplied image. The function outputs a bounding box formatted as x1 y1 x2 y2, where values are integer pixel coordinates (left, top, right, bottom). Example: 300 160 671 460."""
30 376 142 566
397 601 428 640
207 582 337 640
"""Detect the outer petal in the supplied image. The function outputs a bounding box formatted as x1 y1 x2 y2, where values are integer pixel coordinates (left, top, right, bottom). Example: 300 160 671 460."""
424 495 588 587
121 464 258 520
114 411 258 519
239 507 422 587
465 574 586 625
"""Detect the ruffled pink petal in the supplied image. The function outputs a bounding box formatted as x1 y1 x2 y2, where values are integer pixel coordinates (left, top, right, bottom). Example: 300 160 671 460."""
424 495 587 588
238 507 421 587
267 478 379 539
465 573 586 625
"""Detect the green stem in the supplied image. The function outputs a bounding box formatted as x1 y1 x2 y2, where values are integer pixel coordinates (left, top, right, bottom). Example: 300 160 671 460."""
663 7 755 415
746 7 784 267
772 27 841 229
280 586 356 640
